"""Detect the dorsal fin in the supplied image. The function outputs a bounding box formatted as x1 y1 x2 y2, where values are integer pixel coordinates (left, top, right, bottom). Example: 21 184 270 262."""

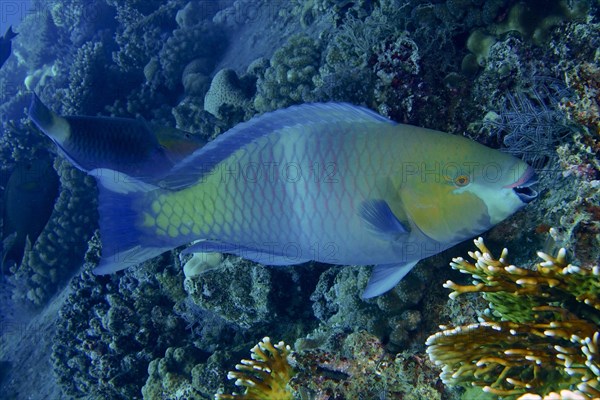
158 102 395 189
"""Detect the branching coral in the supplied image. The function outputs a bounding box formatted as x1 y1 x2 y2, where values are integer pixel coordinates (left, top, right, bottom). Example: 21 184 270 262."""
215 337 294 400
426 237 600 399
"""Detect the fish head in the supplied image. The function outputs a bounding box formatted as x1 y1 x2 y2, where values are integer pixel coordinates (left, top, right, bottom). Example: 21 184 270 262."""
397 132 538 244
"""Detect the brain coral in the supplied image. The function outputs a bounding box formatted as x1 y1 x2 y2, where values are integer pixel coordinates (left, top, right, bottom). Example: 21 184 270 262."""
204 69 255 119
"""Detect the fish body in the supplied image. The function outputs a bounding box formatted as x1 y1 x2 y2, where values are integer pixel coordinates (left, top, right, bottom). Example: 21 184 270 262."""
91 103 536 298
28 93 205 183
0 26 17 69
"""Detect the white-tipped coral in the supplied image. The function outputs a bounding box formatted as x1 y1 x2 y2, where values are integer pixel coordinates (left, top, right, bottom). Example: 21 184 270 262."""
427 237 600 399
215 337 294 400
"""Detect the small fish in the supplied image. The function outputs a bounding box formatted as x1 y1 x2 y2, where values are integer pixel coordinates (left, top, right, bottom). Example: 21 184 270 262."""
88 103 537 298
2 158 58 268
28 93 205 184
0 26 17 69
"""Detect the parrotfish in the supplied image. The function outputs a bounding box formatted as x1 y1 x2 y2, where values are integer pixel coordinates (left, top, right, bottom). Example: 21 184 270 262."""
0 26 17 69
87 103 537 298
28 93 205 184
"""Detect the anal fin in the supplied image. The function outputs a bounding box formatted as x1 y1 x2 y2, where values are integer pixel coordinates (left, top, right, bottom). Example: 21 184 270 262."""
362 261 418 299
183 240 310 266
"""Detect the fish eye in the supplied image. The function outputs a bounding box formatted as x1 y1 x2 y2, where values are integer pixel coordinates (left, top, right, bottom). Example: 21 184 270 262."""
454 175 470 187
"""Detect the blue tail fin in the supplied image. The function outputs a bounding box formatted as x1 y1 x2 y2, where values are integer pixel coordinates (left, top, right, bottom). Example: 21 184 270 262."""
91 169 171 274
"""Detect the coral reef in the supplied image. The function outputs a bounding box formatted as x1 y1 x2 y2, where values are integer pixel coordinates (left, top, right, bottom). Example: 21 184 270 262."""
111 0 182 74
142 345 208 400
370 32 424 122
51 241 189 399
13 8 61 70
311 263 434 350
463 0 589 72
293 0 376 27
183 252 224 278
216 337 294 400
142 342 235 400
183 259 275 329
289 330 444 399
171 96 225 137
562 62 600 137
8 157 96 307
1 1 597 400
58 40 114 115
49 0 115 46
426 237 600 399
182 256 316 333
158 21 227 91
204 69 255 119
254 34 322 112
484 78 575 167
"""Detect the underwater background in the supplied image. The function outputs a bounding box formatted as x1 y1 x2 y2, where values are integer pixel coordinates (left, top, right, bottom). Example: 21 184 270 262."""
0 0 599 399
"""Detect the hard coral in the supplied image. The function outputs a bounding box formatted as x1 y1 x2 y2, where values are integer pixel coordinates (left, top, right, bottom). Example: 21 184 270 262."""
310 264 430 350
426 237 600 399
253 34 321 113
216 337 294 400
204 69 255 119
52 242 188 399
562 62 600 137
371 33 423 122
9 157 96 307
288 330 443 399
159 21 227 91
183 259 274 329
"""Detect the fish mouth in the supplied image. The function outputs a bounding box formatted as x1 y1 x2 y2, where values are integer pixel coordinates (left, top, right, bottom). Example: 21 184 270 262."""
505 165 538 203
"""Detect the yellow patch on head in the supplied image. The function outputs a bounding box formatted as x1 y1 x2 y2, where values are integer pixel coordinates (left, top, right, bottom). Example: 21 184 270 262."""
401 183 487 243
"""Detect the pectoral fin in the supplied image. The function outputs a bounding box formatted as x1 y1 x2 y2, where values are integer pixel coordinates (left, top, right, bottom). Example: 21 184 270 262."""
362 261 418 299
359 199 409 241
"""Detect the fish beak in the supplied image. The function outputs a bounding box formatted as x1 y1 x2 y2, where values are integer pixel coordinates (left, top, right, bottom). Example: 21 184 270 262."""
504 165 538 203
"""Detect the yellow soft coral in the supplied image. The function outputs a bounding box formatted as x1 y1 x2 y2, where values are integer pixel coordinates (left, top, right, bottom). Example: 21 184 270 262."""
215 337 294 400
426 237 600 399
